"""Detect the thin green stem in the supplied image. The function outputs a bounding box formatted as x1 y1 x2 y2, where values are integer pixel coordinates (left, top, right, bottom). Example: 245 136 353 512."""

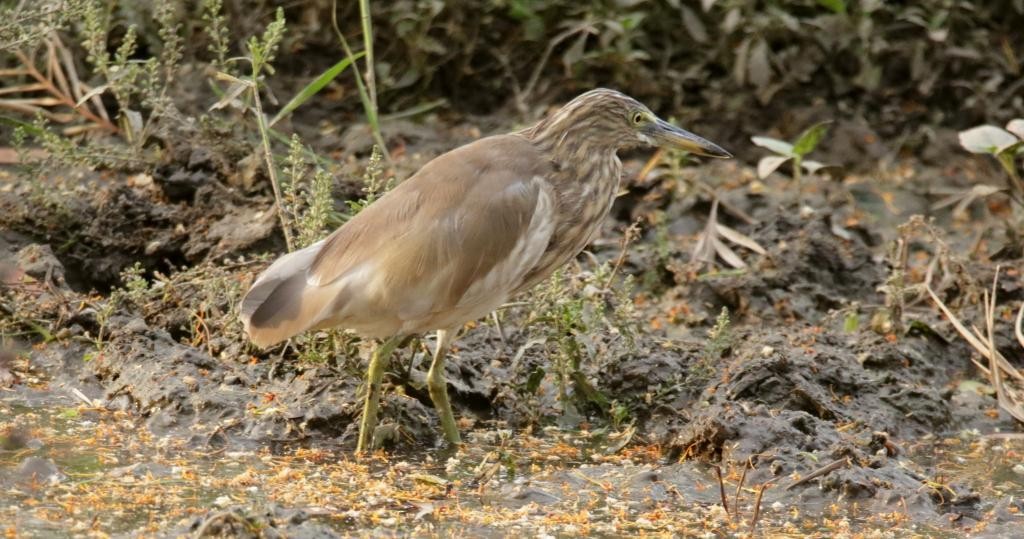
359 0 377 115
331 0 391 163
251 80 294 252
793 155 803 192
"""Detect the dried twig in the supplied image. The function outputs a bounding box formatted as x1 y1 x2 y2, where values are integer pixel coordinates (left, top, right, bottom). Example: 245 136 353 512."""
1015 302 1023 349
926 273 1024 422
2 34 117 134
785 457 849 491
733 461 748 519
714 464 729 514
749 482 770 535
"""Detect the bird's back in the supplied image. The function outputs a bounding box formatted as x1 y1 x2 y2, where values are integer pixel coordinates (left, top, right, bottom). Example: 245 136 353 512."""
240 134 557 346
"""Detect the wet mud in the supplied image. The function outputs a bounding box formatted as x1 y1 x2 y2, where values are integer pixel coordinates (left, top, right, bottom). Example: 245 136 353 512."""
2 121 1024 536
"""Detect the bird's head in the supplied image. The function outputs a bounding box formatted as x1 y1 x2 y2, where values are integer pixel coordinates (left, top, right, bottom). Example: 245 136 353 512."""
535 88 732 158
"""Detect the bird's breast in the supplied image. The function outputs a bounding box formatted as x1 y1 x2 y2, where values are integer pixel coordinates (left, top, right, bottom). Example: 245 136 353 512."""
517 155 620 288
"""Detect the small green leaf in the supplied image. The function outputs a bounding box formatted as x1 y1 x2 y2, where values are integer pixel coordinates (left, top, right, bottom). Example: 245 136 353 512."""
0 115 45 135
792 121 831 157
959 125 1019 155
270 53 364 127
751 136 794 156
816 0 847 14
843 311 860 332
957 380 995 396
995 141 1024 160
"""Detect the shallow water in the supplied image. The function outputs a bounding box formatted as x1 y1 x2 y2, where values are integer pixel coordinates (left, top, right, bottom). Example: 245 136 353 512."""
4 381 1022 537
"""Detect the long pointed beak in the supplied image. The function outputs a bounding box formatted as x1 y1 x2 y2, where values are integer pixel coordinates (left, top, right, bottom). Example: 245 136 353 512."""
650 119 732 158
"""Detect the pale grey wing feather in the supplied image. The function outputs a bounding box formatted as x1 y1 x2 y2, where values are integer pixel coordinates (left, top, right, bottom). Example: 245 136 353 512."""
239 240 329 347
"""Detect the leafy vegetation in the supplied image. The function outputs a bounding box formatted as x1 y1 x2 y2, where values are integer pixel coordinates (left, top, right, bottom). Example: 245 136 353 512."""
958 120 1024 208
752 121 832 184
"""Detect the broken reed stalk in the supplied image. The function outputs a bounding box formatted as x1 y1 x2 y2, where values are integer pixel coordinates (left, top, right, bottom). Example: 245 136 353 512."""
714 464 729 515
733 462 748 519
749 482 770 535
926 266 1024 422
888 235 909 335
984 272 1007 418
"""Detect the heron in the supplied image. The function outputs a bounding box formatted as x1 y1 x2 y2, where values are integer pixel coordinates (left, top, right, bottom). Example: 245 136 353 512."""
239 88 731 452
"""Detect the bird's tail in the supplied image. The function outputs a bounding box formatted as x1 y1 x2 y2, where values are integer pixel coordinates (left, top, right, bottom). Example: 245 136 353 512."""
239 241 333 348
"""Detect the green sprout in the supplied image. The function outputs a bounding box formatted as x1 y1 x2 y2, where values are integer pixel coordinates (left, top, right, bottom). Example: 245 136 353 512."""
752 121 832 185
958 119 1024 207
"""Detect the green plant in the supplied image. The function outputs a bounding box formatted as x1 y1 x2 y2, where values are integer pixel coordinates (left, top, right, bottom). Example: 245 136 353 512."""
201 0 230 70
280 134 339 249
0 0 88 51
523 237 642 420
77 0 183 153
331 0 389 161
1 0 192 167
703 306 733 364
88 263 151 352
345 145 394 217
752 121 832 185
117 262 149 306
210 8 292 249
958 120 1024 207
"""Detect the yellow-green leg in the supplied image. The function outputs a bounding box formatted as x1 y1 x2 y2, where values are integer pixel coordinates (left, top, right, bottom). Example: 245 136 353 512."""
427 329 461 445
356 335 403 453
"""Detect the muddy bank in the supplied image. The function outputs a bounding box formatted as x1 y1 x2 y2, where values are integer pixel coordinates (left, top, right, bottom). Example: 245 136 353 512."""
3 132 1024 535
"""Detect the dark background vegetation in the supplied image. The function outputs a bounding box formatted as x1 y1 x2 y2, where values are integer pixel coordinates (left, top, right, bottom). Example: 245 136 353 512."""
284 0 1022 152
6 0 1024 158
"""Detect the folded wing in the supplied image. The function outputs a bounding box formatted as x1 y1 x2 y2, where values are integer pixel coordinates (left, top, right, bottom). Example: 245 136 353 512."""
240 134 554 346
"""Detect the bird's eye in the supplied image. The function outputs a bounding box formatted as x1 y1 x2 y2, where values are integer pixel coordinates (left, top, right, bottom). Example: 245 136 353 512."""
631 112 645 125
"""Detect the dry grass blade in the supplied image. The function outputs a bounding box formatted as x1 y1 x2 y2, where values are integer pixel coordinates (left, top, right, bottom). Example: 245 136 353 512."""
1 34 117 134
634 147 664 183
926 272 1024 423
209 80 252 111
1015 302 1023 349
930 185 1003 218
692 200 719 266
716 222 767 255
785 458 848 490
714 236 747 269
692 199 766 269
0 84 47 96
